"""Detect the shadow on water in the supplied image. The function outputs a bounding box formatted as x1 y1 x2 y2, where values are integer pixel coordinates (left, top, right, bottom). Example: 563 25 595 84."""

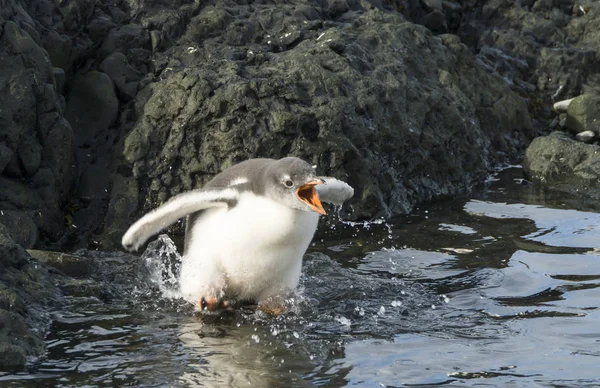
1 167 600 386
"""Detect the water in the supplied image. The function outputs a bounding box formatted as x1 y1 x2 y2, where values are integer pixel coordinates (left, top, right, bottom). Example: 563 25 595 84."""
2 167 600 386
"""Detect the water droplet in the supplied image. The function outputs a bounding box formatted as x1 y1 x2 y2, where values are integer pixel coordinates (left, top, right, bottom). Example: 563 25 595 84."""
251 334 260 343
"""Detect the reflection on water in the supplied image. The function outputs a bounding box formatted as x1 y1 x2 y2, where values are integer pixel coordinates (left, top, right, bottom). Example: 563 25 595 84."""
1 168 599 386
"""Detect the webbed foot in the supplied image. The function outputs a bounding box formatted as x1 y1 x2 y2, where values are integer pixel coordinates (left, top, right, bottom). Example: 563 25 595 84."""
196 297 231 312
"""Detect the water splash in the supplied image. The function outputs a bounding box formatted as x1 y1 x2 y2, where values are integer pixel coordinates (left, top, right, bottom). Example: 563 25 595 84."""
137 234 184 301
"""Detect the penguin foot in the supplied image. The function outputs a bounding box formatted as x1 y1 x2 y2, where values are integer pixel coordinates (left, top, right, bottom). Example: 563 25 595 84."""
196 297 231 312
257 297 287 316
258 304 286 316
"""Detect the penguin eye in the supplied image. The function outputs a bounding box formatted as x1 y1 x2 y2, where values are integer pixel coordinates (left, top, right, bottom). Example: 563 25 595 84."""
283 179 294 188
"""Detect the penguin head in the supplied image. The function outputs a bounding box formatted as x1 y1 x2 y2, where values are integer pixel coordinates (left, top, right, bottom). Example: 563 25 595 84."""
263 157 326 215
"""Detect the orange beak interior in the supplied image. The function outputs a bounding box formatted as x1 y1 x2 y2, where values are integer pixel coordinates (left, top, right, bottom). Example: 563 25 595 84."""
296 180 326 215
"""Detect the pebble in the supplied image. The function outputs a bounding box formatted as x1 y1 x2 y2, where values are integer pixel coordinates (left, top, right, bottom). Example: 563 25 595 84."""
553 98 574 113
575 130 596 144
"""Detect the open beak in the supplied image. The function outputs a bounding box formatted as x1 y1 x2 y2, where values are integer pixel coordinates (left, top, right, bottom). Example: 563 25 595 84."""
296 179 326 215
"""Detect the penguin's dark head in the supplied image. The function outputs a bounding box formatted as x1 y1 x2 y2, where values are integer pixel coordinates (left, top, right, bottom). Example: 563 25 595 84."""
264 157 326 215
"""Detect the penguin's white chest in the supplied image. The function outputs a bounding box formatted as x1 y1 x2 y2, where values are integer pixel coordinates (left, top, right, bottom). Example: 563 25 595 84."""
179 192 319 303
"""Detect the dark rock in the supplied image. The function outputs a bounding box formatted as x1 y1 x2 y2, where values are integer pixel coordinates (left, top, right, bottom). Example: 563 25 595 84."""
0 142 13 174
559 117 567 128
52 67 66 94
423 0 443 12
17 133 42 177
532 0 552 12
0 224 30 269
58 278 105 298
3 0 540 247
119 8 532 227
460 0 600 107
87 15 116 43
99 52 140 101
27 249 95 278
0 226 64 370
101 175 139 249
41 29 76 71
524 132 600 200
0 343 27 370
0 210 37 248
100 24 151 58
66 70 119 146
0 177 41 209
182 6 233 42
1 11 76 245
197 326 227 338
42 117 76 199
566 94 600 135
424 9 447 32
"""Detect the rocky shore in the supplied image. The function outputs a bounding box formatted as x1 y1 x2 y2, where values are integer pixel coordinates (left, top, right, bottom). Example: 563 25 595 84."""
1 0 599 369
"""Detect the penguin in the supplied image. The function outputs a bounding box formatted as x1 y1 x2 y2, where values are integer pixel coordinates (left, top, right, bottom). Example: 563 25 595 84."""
122 157 354 312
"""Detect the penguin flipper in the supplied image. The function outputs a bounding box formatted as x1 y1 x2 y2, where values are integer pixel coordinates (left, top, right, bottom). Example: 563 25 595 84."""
315 177 354 205
122 187 239 252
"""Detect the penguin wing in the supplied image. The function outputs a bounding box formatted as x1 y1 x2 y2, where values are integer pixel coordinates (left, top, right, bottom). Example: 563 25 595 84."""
315 177 354 205
122 187 239 251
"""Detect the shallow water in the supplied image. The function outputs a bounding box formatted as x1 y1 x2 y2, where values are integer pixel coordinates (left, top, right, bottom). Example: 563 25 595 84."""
2 167 600 387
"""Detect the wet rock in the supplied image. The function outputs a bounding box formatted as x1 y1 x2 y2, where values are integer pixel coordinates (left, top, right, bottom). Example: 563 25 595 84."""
0 343 27 370
0 314 37 370
59 278 106 299
0 226 64 370
566 94 600 135
196 326 227 338
27 249 95 278
524 132 600 199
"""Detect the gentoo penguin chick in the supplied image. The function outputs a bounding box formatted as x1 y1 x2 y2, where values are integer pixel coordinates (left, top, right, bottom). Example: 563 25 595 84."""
122 157 354 312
